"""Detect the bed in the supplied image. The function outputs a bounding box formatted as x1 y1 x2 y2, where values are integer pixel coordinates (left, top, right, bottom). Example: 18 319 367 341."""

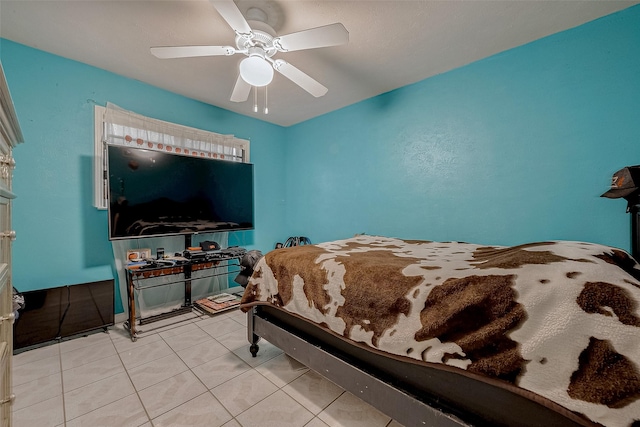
239 235 640 427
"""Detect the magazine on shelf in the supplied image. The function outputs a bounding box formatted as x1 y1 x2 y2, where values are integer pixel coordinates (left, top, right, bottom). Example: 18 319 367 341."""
211 293 237 303
195 293 241 314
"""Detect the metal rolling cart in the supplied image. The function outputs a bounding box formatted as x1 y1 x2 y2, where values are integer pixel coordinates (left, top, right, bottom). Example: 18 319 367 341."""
123 247 246 341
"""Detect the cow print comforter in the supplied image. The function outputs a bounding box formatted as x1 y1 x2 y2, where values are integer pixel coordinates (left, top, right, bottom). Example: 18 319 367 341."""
240 235 640 427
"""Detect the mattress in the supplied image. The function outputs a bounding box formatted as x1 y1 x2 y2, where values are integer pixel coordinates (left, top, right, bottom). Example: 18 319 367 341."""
240 235 640 427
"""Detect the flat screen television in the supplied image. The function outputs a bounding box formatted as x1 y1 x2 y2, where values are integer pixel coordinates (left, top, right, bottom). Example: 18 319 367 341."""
14 280 115 352
107 145 254 240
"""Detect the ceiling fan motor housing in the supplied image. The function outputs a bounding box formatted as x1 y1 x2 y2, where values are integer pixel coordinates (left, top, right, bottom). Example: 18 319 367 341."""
235 19 277 58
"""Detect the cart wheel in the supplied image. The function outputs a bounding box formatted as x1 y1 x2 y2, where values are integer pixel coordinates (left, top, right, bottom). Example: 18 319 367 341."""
123 320 130 330
249 343 259 357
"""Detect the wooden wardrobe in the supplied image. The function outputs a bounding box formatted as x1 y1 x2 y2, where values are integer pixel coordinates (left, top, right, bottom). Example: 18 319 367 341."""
0 62 24 426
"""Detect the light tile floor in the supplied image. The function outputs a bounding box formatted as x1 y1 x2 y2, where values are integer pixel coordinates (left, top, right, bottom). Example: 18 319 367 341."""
12 308 405 427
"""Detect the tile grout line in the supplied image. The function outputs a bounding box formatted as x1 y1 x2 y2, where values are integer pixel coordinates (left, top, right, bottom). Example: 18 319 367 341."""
17 307 365 427
58 342 67 427
176 310 295 426
120 312 241 424
59 332 146 426
150 324 213 422
188 315 250 426
110 329 154 427
170 311 258 424
220 323 324 427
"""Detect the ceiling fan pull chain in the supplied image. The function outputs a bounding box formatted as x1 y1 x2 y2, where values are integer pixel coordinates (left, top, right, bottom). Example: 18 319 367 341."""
253 87 258 113
264 86 269 115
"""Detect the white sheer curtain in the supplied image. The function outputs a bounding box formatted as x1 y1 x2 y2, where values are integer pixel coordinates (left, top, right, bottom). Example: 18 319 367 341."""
103 102 247 161
97 103 249 318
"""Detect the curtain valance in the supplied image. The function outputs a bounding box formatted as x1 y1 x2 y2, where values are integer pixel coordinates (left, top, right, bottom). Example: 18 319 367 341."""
93 103 249 209
103 102 248 161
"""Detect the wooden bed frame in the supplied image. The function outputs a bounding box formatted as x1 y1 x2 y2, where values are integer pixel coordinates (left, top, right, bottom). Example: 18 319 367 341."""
246 305 596 427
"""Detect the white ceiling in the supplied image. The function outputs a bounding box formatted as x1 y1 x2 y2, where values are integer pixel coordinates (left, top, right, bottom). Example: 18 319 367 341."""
1 0 637 127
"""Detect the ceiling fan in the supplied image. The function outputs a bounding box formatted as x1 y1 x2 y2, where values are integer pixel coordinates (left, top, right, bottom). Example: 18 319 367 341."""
150 0 349 104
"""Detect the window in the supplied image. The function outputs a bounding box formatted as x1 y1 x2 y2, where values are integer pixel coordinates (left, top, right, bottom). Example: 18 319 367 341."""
93 103 250 209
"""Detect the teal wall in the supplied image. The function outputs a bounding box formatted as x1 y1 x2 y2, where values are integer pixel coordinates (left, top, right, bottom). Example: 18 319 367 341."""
2 4 640 313
0 39 287 312
285 5 640 250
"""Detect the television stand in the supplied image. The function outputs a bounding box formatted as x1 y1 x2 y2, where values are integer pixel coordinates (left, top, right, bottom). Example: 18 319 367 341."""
123 247 246 341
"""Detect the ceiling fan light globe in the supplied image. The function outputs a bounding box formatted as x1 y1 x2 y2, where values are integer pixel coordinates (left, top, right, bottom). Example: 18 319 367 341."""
239 56 273 87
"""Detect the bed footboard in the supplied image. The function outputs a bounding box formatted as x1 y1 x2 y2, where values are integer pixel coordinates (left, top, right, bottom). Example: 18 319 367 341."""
245 305 596 427
246 306 468 427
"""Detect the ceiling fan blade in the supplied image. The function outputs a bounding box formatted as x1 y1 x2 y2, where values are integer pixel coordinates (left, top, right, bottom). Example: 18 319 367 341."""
211 0 252 36
150 45 235 59
273 60 328 97
274 23 349 52
230 74 251 102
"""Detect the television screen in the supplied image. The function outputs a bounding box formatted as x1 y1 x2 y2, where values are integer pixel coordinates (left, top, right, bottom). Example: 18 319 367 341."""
107 145 254 240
